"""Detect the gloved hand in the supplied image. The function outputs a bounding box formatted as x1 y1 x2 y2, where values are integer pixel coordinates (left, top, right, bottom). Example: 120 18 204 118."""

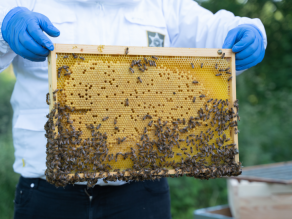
1 7 60 62
223 24 265 71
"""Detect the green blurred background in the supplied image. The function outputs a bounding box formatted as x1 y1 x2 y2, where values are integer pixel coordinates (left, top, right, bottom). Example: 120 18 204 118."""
1 0 292 218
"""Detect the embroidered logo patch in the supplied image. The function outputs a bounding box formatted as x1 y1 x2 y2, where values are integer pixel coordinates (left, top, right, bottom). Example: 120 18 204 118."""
147 31 165 47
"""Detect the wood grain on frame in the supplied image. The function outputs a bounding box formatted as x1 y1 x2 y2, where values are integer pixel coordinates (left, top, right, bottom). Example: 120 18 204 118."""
53 44 233 57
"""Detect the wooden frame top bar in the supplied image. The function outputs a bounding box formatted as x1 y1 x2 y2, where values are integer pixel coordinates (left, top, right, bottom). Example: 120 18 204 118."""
53 44 232 57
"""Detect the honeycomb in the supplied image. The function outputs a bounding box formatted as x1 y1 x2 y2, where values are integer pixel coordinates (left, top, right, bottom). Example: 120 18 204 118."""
45 49 241 187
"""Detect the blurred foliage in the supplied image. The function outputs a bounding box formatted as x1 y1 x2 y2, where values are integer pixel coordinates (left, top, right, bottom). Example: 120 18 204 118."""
0 68 18 219
169 0 292 218
1 1 292 219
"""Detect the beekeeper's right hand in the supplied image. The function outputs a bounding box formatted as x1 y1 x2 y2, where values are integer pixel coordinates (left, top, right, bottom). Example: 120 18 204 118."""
1 7 60 62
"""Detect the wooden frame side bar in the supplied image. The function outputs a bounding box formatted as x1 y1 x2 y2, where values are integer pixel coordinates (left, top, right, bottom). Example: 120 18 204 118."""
48 51 57 112
230 52 239 163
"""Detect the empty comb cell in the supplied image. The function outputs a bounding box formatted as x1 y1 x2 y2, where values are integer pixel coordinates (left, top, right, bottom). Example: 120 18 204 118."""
46 45 240 187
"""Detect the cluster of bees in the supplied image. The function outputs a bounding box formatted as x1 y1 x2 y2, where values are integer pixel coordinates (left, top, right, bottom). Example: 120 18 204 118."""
45 50 241 188
57 54 85 78
45 96 241 187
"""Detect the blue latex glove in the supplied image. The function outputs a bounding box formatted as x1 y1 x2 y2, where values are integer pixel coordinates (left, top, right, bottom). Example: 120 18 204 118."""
1 7 60 62
223 24 265 71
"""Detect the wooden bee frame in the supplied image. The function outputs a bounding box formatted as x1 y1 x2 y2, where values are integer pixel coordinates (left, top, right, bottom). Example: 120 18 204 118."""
46 44 240 187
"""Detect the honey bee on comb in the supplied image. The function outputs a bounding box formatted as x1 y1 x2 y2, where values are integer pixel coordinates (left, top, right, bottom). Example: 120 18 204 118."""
45 47 240 187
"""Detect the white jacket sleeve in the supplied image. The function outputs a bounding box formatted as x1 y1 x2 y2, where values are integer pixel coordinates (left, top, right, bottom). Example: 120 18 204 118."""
163 0 267 51
0 0 36 73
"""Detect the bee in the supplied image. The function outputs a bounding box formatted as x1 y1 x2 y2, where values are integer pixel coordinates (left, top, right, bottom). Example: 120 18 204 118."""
139 67 145 72
79 56 85 60
131 60 136 67
125 47 129 55
72 53 78 59
64 73 72 76
193 97 196 103
225 67 230 71
192 80 198 84
53 89 59 94
226 71 231 75
102 116 109 121
221 53 225 59
63 55 69 59
191 63 194 69
152 56 158 60
144 58 148 64
184 152 191 157
190 147 193 153
129 67 134 73
137 77 142 83
176 153 182 156
125 98 129 106
114 119 117 125
228 76 232 81
143 63 147 70
181 147 187 151
114 126 119 130
121 137 126 142
173 92 176 95
199 94 205 98
207 98 213 103
215 73 222 76
201 63 203 68
215 63 218 69
153 61 157 67
46 93 50 105
53 94 56 101
148 121 153 127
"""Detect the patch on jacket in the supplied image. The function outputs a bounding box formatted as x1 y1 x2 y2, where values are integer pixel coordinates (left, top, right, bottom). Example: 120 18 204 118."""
147 31 165 47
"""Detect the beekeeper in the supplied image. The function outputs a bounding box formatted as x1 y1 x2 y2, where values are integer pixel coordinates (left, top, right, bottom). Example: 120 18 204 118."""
0 0 266 218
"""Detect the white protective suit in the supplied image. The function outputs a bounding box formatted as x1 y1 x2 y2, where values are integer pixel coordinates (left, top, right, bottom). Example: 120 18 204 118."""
0 0 267 186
